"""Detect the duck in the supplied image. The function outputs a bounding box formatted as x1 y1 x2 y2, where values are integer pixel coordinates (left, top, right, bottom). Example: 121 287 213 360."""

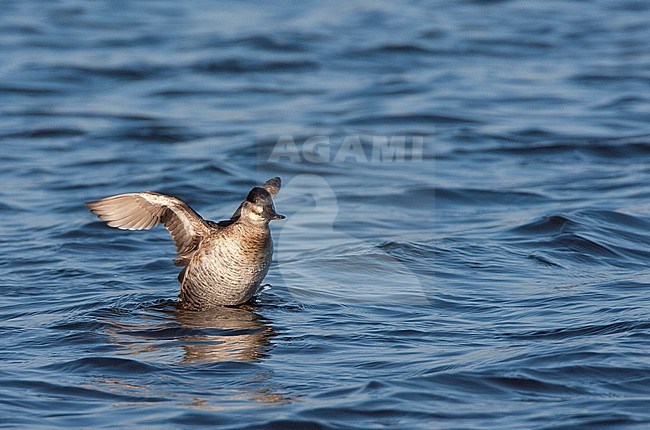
85 177 285 310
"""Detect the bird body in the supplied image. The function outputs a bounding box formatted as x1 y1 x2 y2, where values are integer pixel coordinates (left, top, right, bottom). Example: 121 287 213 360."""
178 219 273 308
86 177 284 310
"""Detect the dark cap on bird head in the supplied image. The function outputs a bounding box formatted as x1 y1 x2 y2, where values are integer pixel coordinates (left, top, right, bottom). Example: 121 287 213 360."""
246 187 285 220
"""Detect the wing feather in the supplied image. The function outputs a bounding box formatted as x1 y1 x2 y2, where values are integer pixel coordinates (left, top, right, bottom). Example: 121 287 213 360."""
262 177 281 197
86 192 210 264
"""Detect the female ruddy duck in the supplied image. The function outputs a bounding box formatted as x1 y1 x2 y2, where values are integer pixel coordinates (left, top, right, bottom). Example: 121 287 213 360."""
86 177 284 310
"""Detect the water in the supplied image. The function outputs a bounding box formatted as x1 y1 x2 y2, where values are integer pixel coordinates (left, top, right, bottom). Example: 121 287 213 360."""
1 0 649 428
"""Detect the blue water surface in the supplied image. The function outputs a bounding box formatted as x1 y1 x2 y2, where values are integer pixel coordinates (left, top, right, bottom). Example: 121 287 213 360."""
1 1 649 428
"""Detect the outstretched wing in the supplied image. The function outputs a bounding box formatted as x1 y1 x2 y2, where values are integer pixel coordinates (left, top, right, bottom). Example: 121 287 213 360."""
225 177 282 223
261 177 281 198
85 192 211 265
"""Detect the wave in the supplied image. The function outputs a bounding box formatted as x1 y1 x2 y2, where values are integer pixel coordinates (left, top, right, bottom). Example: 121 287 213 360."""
505 209 650 268
192 58 319 74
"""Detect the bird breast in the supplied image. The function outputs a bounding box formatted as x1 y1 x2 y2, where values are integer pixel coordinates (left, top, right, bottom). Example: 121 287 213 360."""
180 224 273 307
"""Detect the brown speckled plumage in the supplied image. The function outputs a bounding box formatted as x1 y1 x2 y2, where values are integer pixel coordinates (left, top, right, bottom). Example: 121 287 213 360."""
86 177 284 310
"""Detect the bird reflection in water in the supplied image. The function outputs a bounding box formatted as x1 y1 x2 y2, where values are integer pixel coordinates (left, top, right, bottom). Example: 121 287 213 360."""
103 301 273 364
99 302 289 405
174 304 273 364
176 305 289 405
